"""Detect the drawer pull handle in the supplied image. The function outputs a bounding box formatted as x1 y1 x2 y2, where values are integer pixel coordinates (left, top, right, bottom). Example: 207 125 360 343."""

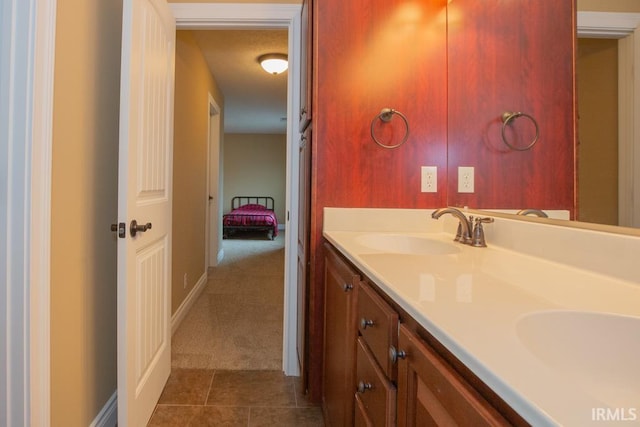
360 318 375 329
357 381 373 393
342 283 353 292
389 346 407 364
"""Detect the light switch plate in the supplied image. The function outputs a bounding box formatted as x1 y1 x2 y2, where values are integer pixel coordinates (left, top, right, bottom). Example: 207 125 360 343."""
421 166 437 193
458 166 474 193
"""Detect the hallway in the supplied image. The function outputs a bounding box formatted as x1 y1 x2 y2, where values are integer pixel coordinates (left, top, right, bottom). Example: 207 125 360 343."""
147 231 324 426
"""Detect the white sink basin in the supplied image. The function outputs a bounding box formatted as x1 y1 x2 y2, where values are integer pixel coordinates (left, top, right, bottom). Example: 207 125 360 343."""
355 233 460 255
516 310 640 407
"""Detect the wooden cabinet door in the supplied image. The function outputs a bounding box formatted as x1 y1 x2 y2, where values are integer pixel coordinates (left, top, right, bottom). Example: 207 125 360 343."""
356 338 397 426
397 325 509 427
323 245 360 426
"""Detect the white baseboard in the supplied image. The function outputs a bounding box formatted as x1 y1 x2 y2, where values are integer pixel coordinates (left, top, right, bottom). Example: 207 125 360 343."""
92 272 208 426
217 248 224 264
90 391 117 427
171 271 208 335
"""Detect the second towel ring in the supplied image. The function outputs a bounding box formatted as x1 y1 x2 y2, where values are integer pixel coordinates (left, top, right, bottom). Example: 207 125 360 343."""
501 111 539 151
371 108 410 149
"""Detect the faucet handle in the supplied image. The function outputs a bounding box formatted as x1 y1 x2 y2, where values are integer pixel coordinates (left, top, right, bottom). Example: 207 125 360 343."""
471 217 494 247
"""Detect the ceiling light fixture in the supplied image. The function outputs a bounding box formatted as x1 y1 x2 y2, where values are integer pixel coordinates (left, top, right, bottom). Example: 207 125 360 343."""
258 53 288 75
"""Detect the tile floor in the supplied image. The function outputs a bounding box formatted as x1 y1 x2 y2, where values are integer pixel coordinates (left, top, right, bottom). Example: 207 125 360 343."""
147 369 325 426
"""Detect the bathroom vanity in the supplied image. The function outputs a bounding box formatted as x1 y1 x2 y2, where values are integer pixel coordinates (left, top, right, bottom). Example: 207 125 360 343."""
322 208 640 426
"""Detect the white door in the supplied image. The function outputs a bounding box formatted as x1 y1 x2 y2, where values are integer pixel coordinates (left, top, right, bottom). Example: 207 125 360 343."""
117 0 175 425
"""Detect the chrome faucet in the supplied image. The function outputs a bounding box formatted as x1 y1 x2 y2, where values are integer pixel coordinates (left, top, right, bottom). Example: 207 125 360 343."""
431 207 473 244
516 208 548 218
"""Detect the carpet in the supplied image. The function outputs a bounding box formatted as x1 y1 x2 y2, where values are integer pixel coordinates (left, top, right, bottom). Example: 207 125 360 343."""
171 230 285 370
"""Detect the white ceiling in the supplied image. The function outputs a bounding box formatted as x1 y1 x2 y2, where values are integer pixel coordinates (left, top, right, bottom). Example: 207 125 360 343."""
190 29 289 134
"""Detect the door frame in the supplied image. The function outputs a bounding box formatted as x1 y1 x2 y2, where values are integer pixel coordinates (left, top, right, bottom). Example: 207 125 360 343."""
206 94 223 268
577 11 640 227
171 2 303 376
1 0 56 425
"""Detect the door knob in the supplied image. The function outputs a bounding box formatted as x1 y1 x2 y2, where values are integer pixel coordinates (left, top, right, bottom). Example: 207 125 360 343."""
130 220 152 237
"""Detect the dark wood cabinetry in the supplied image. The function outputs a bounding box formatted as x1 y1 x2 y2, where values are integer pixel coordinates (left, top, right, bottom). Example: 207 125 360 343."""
323 244 360 426
397 324 510 426
357 280 399 380
356 337 397 426
323 243 529 426
356 281 399 426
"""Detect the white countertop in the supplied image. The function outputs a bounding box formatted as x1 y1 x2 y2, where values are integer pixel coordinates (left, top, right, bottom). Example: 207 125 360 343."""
323 208 640 426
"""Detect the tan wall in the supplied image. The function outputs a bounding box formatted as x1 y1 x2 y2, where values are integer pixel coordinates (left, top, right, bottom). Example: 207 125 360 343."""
172 31 225 313
576 1 638 225
50 0 122 425
577 39 619 225
223 133 287 224
578 0 640 12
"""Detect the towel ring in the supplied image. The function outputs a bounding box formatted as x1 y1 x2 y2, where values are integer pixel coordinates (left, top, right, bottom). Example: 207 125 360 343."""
501 111 539 151
370 108 410 149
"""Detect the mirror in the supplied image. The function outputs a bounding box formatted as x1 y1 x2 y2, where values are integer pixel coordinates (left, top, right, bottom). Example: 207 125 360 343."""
575 11 640 229
502 10 640 231
466 208 640 238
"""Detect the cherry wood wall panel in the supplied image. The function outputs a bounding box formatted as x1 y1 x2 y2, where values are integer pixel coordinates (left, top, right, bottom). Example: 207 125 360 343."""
447 0 576 211
308 0 449 401
307 0 576 401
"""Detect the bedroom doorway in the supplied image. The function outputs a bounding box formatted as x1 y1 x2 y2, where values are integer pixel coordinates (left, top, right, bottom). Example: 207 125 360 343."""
173 3 302 377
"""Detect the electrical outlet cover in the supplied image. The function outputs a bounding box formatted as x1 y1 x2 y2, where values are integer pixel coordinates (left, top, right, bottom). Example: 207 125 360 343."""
421 166 437 193
458 166 474 193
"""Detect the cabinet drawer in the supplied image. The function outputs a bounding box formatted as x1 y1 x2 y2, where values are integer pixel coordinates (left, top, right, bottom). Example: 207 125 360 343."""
356 337 397 427
397 324 510 426
355 393 373 427
358 280 399 379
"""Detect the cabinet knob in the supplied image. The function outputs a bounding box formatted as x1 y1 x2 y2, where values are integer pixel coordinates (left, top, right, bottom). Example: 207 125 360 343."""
357 381 373 394
389 346 407 364
360 318 375 329
342 283 353 292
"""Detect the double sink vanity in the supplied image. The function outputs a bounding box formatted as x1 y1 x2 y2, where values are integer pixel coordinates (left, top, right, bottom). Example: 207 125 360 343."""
322 207 640 426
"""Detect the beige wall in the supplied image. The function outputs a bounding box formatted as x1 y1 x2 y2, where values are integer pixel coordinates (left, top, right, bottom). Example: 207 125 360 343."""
50 0 122 425
576 1 639 225
223 133 287 224
578 0 640 12
172 31 225 313
577 38 619 225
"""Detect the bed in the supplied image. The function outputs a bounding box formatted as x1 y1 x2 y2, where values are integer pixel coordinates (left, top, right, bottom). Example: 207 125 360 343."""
222 196 278 240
